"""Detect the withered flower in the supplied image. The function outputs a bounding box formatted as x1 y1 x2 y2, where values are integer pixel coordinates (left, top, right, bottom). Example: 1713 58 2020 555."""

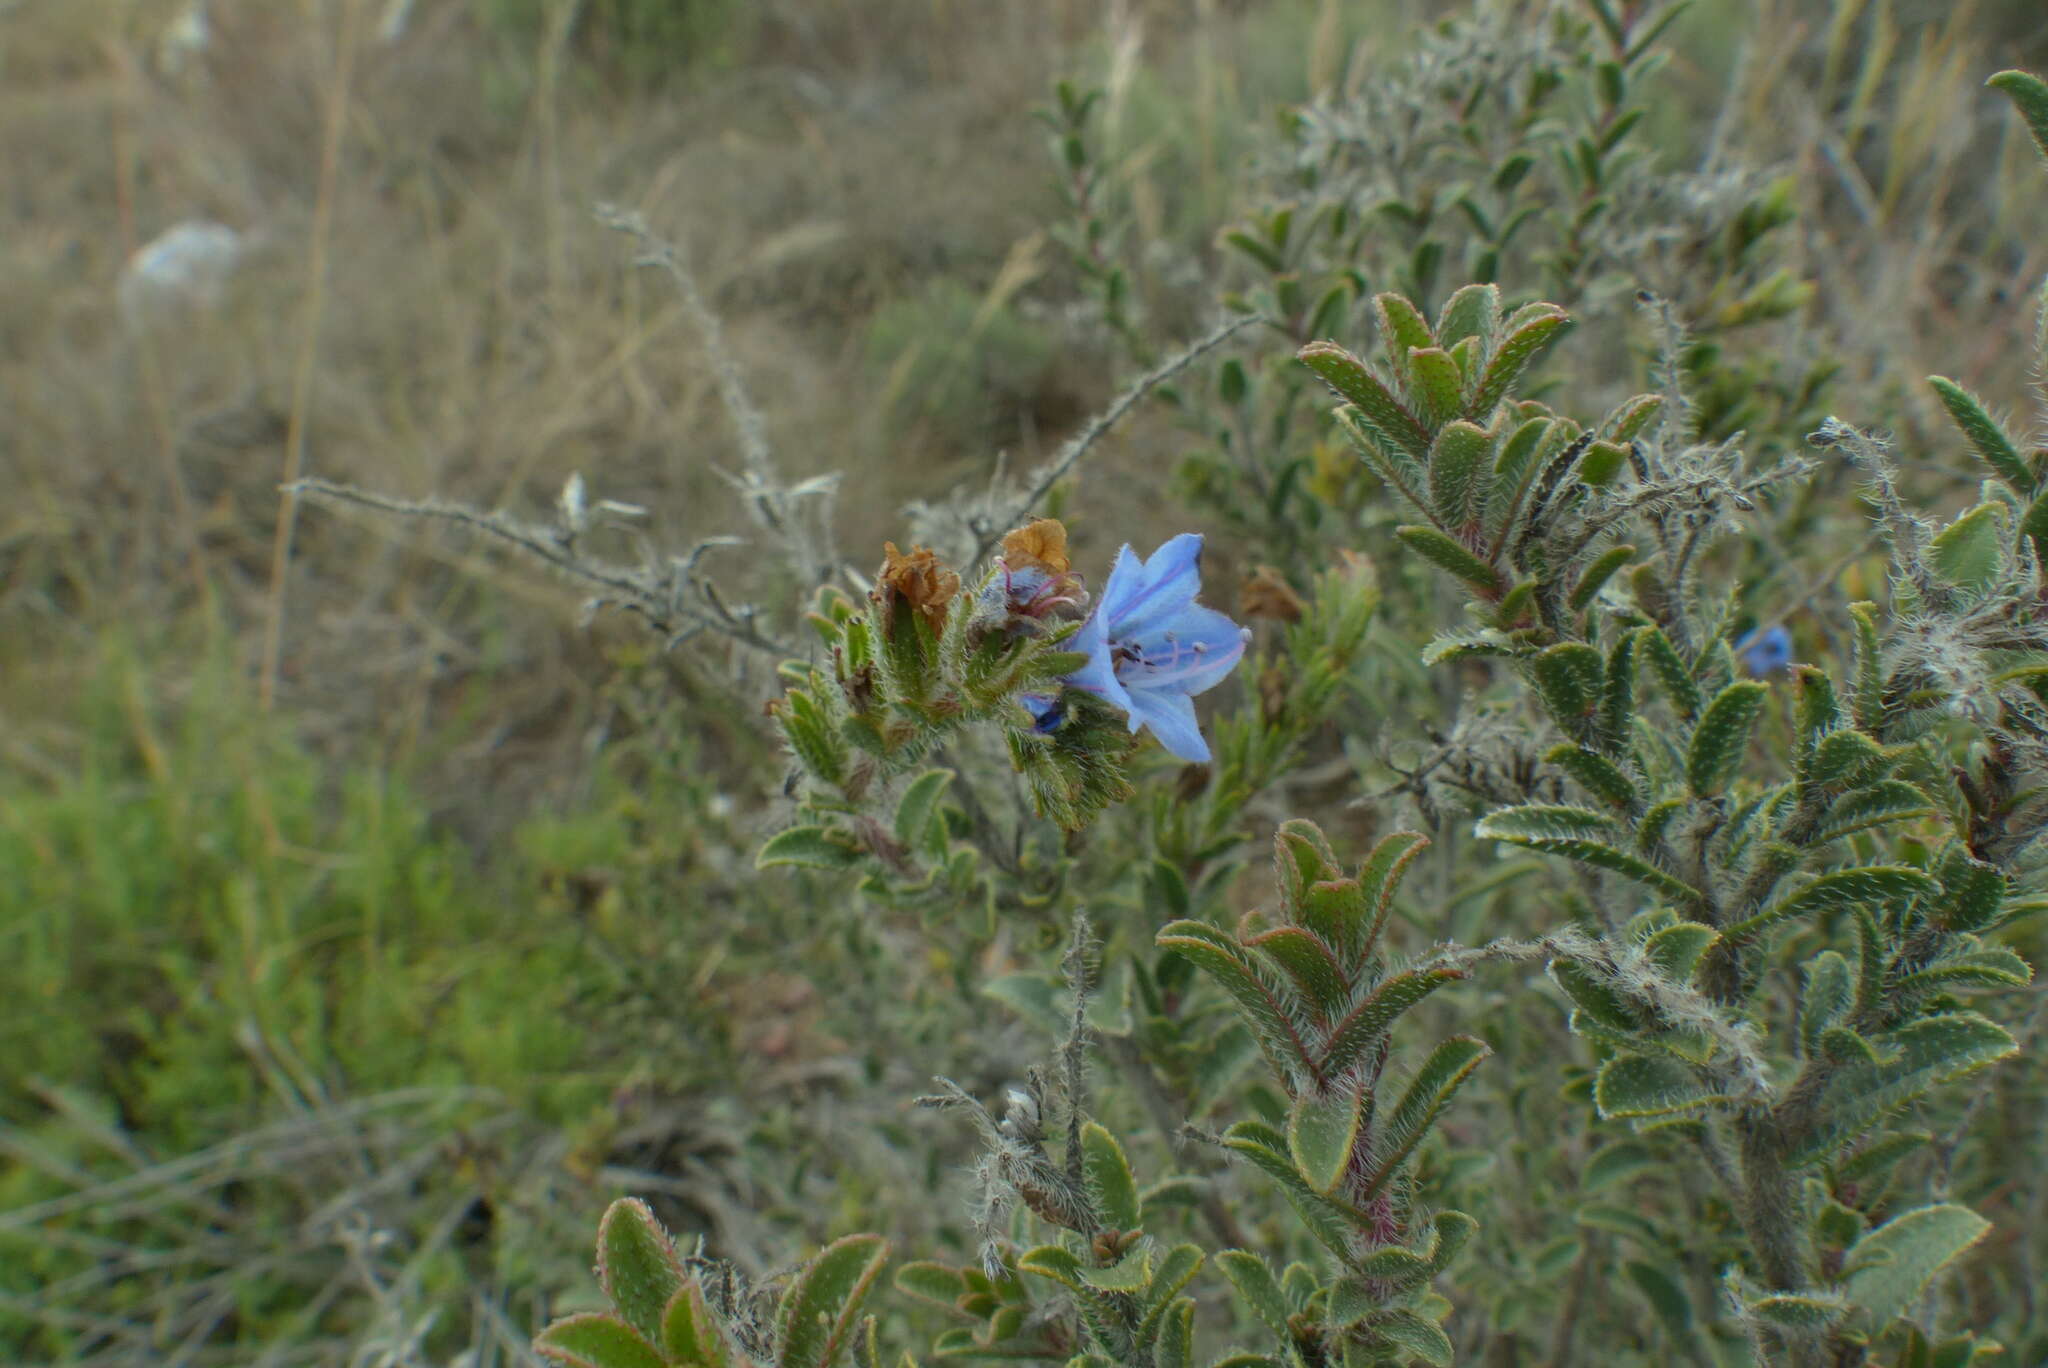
1001 518 1072 576
877 541 960 631
992 518 1088 622
1239 565 1306 623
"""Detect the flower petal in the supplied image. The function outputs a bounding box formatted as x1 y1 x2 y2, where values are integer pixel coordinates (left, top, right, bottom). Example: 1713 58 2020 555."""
1125 604 1248 697
1061 608 1133 711
1103 534 1205 639
1124 687 1211 763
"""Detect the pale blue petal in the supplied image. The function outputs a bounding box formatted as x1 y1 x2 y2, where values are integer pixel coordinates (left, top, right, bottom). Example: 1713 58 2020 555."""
1106 534 1205 639
1125 604 1247 697
1097 544 1149 623
1060 609 1133 711
1124 688 1210 763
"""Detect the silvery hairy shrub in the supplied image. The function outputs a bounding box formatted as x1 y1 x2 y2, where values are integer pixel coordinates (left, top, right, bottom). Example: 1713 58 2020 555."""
299 11 2048 1367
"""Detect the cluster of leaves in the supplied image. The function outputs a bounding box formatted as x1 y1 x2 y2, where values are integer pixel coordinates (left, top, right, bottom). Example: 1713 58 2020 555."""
1044 0 1826 575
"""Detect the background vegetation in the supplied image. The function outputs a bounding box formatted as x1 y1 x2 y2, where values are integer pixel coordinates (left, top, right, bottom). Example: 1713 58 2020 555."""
4 0 2047 1364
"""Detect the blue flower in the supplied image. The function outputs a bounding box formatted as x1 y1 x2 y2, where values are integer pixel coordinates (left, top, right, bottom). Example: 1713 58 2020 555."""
1737 625 1793 677
1054 533 1249 762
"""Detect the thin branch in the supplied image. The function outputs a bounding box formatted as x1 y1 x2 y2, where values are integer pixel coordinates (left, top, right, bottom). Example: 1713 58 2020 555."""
287 478 795 658
971 313 1264 564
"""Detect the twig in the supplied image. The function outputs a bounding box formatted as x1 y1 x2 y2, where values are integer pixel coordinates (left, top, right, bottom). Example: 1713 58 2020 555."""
260 0 365 710
287 477 795 658
971 313 1263 565
597 204 839 587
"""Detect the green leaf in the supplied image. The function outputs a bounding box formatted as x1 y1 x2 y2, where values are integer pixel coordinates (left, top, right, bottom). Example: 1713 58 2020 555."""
663 1285 726 1368
1626 1260 1694 1335
1471 304 1572 417
1848 601 1884 731
1365 1308 1454 1366
1354 830 1431 960
1570 543 1636 613
1080 1123 1143 1231
1928 376 2033 493
1435 282 1501 347
1929 503 2008 591
1246 926 1349 1015
1594 1054 1724 1119
597 1199 687 1346
2023 486 2048 562
1792 1014 2019 1165
1429 421 1495 530
892 1262 967 1308
1154 1299 1194 1368
1530 643 1606 740
1158 921 1312 1079
1801 952 1854 1055
1393 524 1503 594
1934 851 2008 933
1842 1204 1991 1327
1600 393 1664 443
758 826 866 871
1892 942 2033 996
1747 1294 1847 1330
1220 1122 1355 1258
1810 781 1934 843
1301 344 1432 460
1637 626 1702 720
1289 1082 1363 1195
1990 68 2048 164
893 769 955 852
1810 728 1884 789
1731 866 1939 941
1475 805 1701 903
1360 1035 1490 1200
1077 1244 1152 1292
1015 1244 1084 1292
536 1314 668 1368
1375 292 1436 381
1408 346 1465 427
1686 680 1769 798
1318 968 1466 1078
1215 1250 1294 1343
1547 743 1636 809
777 1235 890 1368
1644 922 1717 984
1145 1244 1205 1310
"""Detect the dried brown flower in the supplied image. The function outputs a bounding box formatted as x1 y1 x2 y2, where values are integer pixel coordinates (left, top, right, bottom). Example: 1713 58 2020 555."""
1000 518 1072 576
1239 565 1306 623
878 542 961 631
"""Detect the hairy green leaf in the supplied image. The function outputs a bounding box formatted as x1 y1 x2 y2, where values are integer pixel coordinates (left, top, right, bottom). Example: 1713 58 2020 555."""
1080 1122 1142 1232
1289 1082 1363 1195
1990 68 2048 163
1686 680 1769 798
1429 420 1495 530
1476 805 1701 903
596 1199 687 1347
1393 524 1503 594
776 1235 889 1368
1595 1054 1725 1119
536 1315 667 1368
1471 304 1571 417
1361 1035 1491 1199
1793 1014 2019 1165
1928 376 2035 494
1842 1204 1991 1327
758 825 866 871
